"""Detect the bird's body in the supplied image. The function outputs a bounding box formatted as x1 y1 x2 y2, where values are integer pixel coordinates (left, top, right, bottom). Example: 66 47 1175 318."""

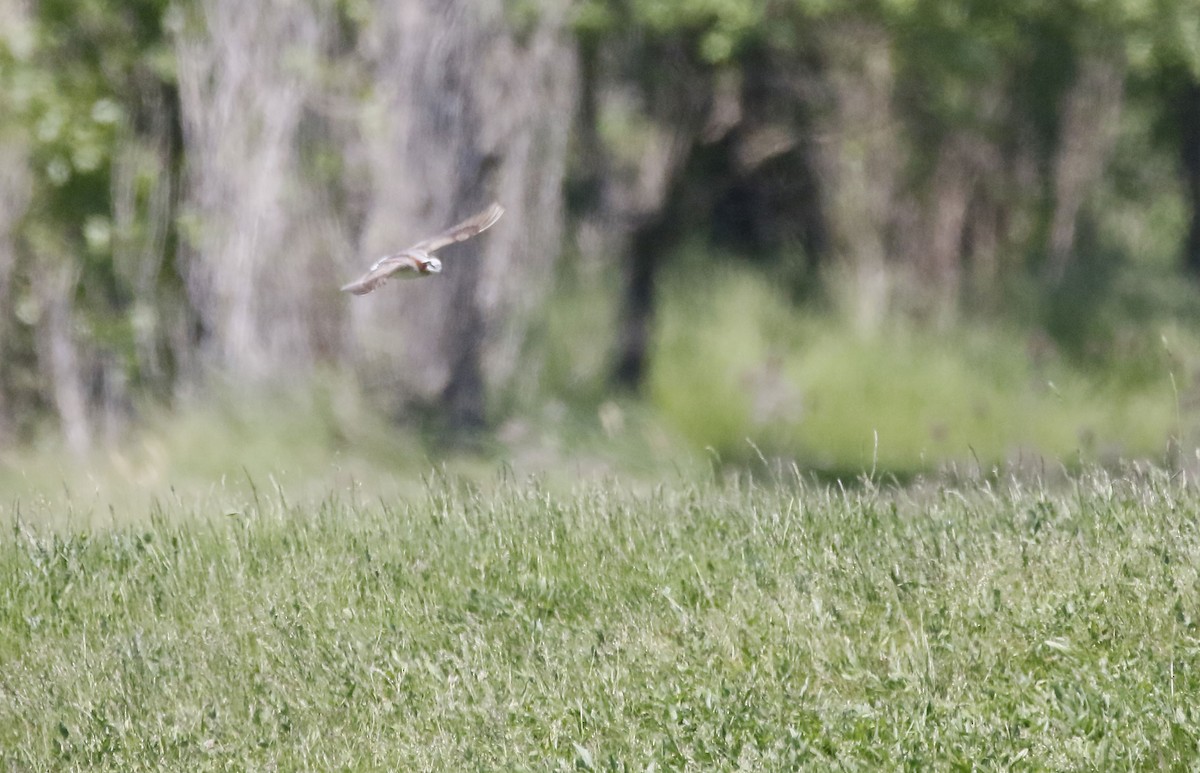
340 202 504 296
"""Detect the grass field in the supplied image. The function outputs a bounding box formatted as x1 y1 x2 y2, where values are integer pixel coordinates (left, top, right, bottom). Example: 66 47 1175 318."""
2 467 1198 770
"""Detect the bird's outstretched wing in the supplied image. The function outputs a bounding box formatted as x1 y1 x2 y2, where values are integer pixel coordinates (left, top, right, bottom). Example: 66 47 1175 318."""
409 202 505 253
340 202 504 295
339 253 420 296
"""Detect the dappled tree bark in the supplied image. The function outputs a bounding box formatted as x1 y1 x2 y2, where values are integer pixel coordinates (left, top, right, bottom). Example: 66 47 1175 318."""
32 264 91 456
348 1 576 432
1181 81 1200 277
959 99 1042 297
174 0 337 383
913 137 974 300
0 139 30 446
570 35 605 215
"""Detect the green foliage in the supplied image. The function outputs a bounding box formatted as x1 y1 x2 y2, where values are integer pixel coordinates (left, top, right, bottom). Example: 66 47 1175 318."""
3 0 173 231
1120 0 1200 78
572 0 784 63
2 470 1199 768
0 0 177 391
649 261 1191 473
570 0 1190 74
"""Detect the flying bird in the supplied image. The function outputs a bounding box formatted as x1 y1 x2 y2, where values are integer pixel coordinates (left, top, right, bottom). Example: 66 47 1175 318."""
340 202 504 295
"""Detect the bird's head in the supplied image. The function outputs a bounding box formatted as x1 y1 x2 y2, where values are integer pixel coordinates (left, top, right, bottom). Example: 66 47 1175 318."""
421 256 442 275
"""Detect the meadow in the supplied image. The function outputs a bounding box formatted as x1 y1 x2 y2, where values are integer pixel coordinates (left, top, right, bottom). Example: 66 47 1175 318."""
6 3 1200 767
2 466 1198 770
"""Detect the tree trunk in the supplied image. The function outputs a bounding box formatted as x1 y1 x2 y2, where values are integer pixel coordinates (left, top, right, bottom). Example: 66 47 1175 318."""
33 264 92 457
1182 81 1200 276
614 215 668 389
349 1 576 431
613 130 737 390
174 0 336 384
0 139 29 446
439 158 497 435
809 20 902 332
573 40 712 390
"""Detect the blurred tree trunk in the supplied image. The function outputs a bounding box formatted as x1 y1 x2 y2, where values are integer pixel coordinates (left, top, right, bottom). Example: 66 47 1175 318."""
1182 81 1200 277
613 169 687 390
0 139 30 446
892 119 1010 312
174 0 338 385
590 40 832 390
611 127 714 389
348 1 576 433
809 20 902 332
0 0 31 445
32 264 91 456
908 136 975 304
570 39 713 390
614 125 756 389
439 164 495 434
612 236 658 388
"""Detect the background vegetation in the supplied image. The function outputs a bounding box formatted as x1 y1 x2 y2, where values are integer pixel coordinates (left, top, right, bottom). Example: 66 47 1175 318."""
2 0 1200 478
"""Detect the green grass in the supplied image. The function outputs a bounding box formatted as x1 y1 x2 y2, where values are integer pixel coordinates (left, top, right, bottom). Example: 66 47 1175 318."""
2 468 1199 769
0 380 699 514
